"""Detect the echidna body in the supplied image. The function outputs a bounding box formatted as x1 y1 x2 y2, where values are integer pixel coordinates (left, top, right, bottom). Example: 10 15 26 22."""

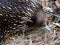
0 0 49 42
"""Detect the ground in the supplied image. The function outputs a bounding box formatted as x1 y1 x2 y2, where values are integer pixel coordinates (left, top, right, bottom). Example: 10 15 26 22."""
1 10 60 45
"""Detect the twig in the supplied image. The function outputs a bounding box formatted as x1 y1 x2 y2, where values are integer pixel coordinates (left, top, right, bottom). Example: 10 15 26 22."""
52 22 60 27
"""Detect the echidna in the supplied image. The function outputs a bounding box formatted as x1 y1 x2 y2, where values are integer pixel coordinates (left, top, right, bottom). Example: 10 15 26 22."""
0 0 51 42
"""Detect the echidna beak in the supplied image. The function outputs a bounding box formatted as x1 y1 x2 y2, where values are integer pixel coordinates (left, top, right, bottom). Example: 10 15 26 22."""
44 25 52 33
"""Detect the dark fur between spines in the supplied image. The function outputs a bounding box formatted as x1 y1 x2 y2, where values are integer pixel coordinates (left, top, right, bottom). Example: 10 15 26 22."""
0 0 45 42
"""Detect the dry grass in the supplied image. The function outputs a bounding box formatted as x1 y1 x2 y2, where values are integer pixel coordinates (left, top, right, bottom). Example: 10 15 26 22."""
1 29 60 45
